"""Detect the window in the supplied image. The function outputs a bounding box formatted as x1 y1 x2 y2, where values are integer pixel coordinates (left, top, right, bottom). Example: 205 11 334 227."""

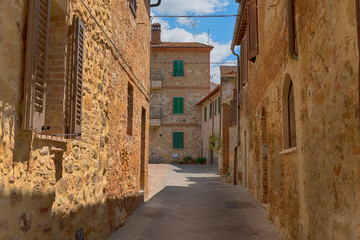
129 0 137 18
247 0 259 62
210 102 213 119
218 97 221 114
241 33 248 85
282 74 296 149
173 132 184 149
173 97 184 114
127 83 134 135
204 106 207 122
215 99 217 116
287 0 298 59
22 1 84 138
288 82 296 147
173 60 184 77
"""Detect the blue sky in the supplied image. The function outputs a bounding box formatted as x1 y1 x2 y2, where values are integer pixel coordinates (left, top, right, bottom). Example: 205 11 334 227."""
150 0 240 83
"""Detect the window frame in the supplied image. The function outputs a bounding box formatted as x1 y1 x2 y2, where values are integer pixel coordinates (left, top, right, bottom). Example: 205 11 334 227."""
173 60 184 77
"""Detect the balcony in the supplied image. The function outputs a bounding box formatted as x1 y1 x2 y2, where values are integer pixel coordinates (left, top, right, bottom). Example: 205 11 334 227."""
151 69 163 89
150 107 162 127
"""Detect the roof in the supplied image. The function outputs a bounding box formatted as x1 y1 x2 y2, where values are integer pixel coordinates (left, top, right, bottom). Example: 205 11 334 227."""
220 66 238 78
196 85 220 106
152 42 214 49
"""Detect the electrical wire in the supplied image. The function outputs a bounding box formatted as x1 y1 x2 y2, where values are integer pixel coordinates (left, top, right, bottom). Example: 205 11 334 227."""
79 0 150 99
151 61 237 65
152 15 240 18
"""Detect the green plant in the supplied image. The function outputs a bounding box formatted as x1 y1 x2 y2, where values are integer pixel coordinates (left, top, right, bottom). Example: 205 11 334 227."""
178 160 184 164
196 157 206 164
208 133 223 155
183 156 192 162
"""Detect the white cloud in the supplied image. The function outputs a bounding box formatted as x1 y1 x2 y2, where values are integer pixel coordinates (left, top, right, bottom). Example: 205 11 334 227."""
176 17 193 26
152 0 230 15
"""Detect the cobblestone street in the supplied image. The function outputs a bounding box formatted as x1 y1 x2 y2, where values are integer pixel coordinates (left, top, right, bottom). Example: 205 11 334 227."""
109 164 281 240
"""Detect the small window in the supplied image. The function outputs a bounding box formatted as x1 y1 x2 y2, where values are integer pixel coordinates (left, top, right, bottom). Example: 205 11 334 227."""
282 74 296 149
209 102 213 119
204 106 207 122
173 60 184 77
218 97 221 114
215 99 217 116
127 83 134 135
288 82 296 147
173 132 184 149
129 0 137 18
173 97 184 114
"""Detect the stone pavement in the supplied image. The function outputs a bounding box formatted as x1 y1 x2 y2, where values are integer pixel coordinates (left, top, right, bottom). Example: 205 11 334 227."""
109 164 281 240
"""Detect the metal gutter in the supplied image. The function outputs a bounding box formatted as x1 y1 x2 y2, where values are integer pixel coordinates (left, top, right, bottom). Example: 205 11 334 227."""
150 0 162 8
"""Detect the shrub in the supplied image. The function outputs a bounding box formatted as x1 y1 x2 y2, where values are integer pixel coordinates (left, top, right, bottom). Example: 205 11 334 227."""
196 157 206 164
183 156 192 163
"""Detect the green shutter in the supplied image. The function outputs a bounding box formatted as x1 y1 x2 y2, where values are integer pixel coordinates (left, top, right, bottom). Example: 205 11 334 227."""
173 61 178 76
173 97 184 114
179 61 184 76
215 99 217 116
218 97 221 114
204 106 207 122
173 132 184 149
210 103 213 119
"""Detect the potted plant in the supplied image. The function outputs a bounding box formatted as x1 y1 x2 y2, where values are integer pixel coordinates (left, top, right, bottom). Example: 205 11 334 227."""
183 156 192 164
178 160 184 164
196 157 206 165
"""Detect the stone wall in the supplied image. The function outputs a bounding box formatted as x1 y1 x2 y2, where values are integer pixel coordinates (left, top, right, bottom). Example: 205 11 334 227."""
235 0 360 239
0 0 150 239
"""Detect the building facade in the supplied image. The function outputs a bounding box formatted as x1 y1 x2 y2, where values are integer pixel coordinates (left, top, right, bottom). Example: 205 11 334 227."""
197 86 221 165
149 24 213 163
232 0 360 239
0 0 153 238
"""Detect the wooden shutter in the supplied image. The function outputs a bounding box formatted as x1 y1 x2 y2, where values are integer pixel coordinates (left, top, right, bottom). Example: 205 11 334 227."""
204 106 207 122
179 61 184 76
210 102 213 119
173 98 178 113
247 0 259 61
173 61 178 76
241 33 248 85
178 98 184 113
173 132 184 149
215 99 217 116
70 16 85 136
22 0 51 132
218 97 220 114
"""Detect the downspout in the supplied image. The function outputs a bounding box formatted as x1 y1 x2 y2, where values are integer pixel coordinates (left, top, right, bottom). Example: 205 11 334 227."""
230 0 245 185
209 99 215 165
150 0 162 7
287 0 298 60
356 0 360 124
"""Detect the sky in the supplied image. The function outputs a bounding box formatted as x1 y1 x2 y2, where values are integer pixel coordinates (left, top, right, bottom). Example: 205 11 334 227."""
150 0 240 84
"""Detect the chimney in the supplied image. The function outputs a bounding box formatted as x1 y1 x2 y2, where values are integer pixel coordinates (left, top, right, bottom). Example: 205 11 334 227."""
151 23 161 45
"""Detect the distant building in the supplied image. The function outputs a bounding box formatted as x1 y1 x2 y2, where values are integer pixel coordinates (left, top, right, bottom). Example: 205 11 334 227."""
150 23 213 163
197 85 221 165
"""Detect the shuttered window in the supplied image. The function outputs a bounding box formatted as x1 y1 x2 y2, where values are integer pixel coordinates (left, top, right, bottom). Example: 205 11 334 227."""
215 99 217 116
218 97 221 114
247 0 259 62
22 0 51 132
204 106 207 122
173 61 184 77
173 132 184 149
173 97 184 114
210 102 213 119
69 16 85 136
241 33 248 85
127 83 134 136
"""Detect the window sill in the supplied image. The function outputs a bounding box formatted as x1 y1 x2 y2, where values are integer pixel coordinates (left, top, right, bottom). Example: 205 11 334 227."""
279 147 297 155
34 134 67 143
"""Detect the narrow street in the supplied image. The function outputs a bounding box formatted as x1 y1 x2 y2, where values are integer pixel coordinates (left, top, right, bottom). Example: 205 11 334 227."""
109 164 280 240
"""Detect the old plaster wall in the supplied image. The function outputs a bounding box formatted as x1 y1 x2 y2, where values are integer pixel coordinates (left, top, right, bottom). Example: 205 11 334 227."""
238 0 360 239
0 0 150 239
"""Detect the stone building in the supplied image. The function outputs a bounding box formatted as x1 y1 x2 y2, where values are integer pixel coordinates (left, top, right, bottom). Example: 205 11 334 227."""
218 66 238 178
231 0 360 239
197 85 221 165
0 0 158 238
149 24 213 163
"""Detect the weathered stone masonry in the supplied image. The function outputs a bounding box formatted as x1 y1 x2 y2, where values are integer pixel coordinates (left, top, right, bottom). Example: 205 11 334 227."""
0 0 150 239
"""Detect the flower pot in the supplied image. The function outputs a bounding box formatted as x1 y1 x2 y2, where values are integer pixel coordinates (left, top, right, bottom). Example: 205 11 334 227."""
202 162 206 165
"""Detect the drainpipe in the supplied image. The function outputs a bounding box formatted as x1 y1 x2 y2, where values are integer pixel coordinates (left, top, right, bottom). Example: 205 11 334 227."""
209 99 215 165
230 0 245 185
150 0 162 7
287 0 298 60
356 0 360 124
